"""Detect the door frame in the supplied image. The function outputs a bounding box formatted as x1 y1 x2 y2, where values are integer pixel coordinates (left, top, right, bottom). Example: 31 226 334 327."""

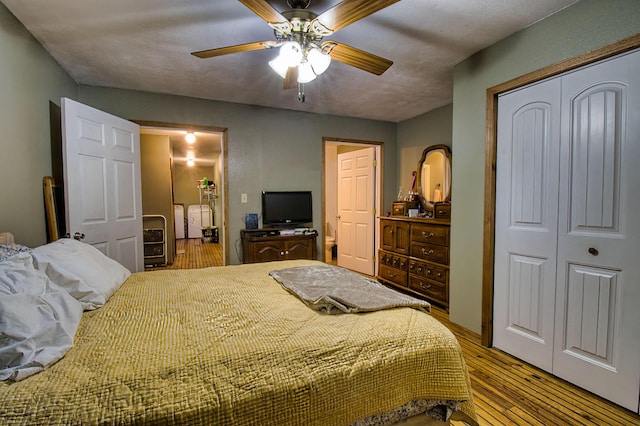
482 33 640 347
134 120 229 266
322 137 383 271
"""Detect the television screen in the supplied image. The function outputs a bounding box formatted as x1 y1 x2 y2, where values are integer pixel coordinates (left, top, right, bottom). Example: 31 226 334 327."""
262 191 312 227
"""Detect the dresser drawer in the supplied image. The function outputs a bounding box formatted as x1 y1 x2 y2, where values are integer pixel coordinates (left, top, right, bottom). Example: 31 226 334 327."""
408 260 448 283
411 224 449 246
379 250 408 271
408 276 448 304
378 264 408 287
411 242 449 264
434 203 451 219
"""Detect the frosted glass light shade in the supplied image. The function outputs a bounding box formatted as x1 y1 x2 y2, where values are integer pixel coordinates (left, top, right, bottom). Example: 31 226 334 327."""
279 41 302 67
269 55 289 78
308 48 331 75
297 62 317 83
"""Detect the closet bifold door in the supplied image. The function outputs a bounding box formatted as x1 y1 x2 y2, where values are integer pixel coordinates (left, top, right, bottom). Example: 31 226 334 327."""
493 77 562 372
494 49 640 413
553 49 640 413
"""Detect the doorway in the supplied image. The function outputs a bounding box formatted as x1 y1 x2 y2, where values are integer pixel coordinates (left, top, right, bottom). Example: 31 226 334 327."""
137 122 228 266
323 138 382 276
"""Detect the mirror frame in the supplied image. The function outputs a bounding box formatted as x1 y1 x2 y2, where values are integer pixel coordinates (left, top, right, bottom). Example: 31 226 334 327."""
415 144 452 211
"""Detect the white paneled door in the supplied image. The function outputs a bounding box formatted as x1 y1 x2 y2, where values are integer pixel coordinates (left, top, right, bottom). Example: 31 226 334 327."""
494 50 640 412
337 147 375 276
62 98 144 273
493 77 562 372
553 51 640 412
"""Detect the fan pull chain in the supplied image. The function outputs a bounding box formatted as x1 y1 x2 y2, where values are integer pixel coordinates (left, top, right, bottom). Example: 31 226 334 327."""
297 83 306 102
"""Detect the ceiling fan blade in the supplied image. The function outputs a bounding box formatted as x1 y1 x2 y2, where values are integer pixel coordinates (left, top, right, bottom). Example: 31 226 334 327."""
238 0 289 25
322 41 392 75
283 67 299 90
313 0 400 33
191 41 276 59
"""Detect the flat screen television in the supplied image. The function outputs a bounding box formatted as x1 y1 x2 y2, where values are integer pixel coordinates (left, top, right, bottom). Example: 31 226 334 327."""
261 191 312 227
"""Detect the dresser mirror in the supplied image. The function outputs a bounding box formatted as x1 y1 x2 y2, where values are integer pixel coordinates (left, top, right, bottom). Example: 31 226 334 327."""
416 144 451 210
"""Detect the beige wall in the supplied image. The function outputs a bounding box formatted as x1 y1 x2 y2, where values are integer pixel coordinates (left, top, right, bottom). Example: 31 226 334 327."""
172 162 220 240
0 3 77 246
396 104 453 204
173 164 216 211
140 134 175 263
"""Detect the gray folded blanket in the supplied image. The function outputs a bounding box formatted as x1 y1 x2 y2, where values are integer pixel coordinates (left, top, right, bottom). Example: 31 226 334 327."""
269 264 430 314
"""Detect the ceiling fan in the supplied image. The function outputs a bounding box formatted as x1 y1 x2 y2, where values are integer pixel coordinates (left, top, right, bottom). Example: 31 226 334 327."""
191 0 400 102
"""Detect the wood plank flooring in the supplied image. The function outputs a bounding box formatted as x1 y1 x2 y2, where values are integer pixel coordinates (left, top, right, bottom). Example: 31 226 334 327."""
146 239 640 425
431 307 640 426
146 238 223 270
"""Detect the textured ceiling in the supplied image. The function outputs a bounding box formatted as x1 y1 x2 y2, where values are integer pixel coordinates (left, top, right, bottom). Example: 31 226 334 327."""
4 0 578 122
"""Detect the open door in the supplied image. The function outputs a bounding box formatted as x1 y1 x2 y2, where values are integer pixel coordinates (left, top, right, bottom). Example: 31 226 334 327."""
62 98 144 272
337 147 375 276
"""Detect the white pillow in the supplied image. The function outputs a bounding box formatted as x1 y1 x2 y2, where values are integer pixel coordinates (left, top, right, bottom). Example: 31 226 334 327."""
0 242 31 262
31 238 131 310
0 252 84 381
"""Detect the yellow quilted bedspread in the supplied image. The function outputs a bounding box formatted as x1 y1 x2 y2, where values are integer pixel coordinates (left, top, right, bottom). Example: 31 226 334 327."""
0 260 476 425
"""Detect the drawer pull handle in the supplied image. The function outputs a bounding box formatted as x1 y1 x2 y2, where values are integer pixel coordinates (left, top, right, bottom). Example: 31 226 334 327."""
421 231 434 238
387 272 397 278
419 282 432 290
421 248 434 256
437 210 447 215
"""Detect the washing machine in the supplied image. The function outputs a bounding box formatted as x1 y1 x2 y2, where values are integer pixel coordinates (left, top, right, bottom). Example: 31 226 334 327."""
174 204 185 239
187 205 212 238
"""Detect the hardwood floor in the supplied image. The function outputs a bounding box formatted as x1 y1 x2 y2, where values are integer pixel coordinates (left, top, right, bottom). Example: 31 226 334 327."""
147 241 640 425
146 237 223 270
431 307 640 426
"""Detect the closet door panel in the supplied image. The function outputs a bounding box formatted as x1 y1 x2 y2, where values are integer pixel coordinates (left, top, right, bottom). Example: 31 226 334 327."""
569 86 622 232
564 264 617 360
555 49 640 412
493 78 561 371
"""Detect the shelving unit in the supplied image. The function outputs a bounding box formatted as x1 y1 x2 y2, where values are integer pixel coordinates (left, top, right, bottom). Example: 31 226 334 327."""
198 179 218 243
143 215 167 267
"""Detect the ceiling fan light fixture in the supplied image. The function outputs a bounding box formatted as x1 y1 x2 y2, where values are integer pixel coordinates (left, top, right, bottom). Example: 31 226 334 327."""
307 47 331 75
279 41 303 67
297 61 317 84
185 132 196 143
268 55 290 78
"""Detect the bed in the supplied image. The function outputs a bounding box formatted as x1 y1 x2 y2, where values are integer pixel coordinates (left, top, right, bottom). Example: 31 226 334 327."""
0 236 478 425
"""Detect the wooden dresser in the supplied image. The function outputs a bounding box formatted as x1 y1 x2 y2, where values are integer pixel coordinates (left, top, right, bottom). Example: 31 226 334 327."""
377 216 450 309
241 229 317 264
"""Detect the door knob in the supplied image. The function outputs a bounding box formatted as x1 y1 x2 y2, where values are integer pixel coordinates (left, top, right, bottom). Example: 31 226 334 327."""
588 247 599 256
